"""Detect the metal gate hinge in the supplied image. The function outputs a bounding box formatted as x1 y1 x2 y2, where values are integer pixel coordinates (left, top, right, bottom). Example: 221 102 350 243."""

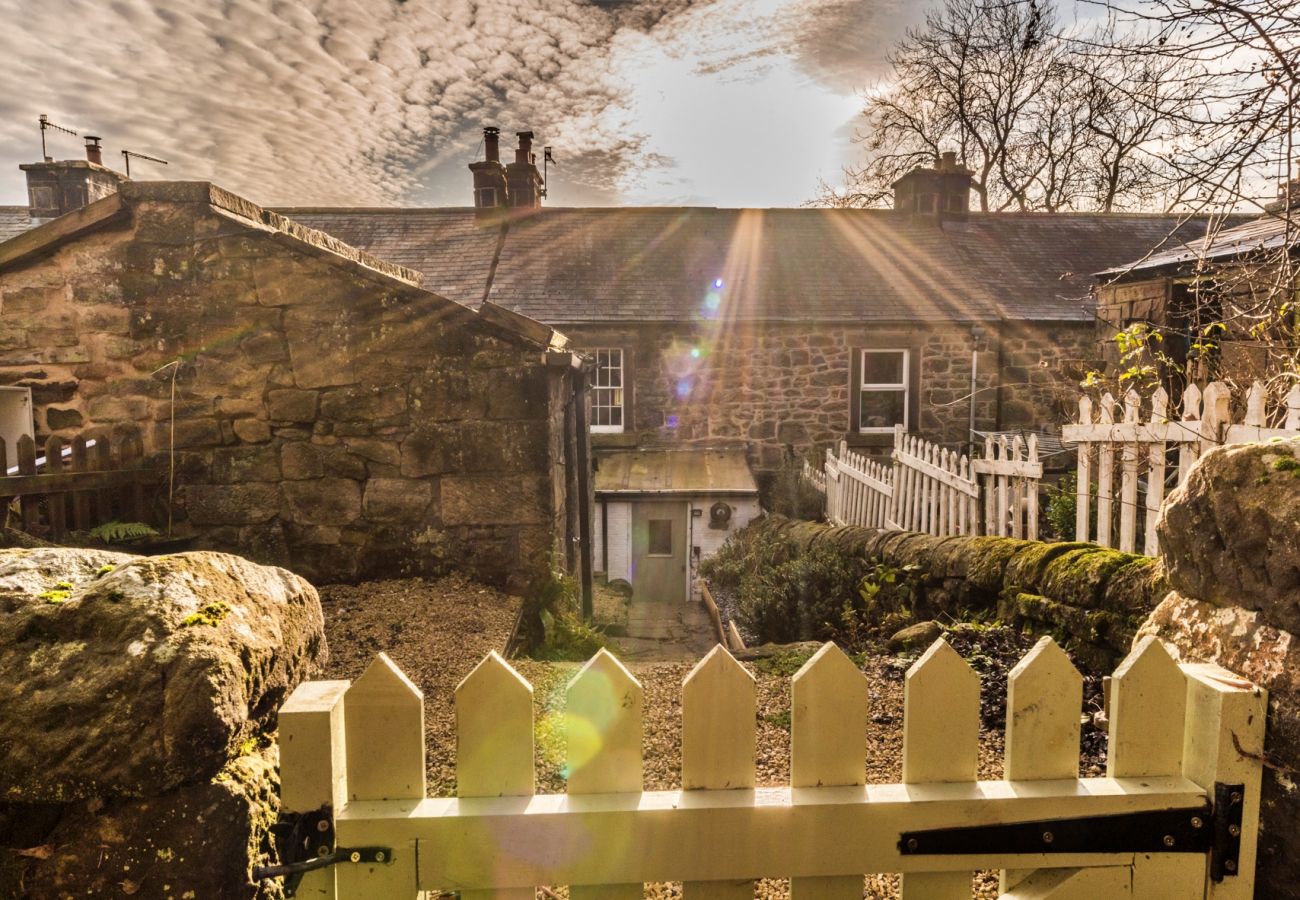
898 781 1245 882
252 805 394 896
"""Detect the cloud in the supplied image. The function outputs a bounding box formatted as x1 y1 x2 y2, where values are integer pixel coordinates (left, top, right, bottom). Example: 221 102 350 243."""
0 0 926 207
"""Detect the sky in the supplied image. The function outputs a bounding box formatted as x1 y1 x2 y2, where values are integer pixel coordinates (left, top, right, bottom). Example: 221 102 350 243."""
0 0 931 210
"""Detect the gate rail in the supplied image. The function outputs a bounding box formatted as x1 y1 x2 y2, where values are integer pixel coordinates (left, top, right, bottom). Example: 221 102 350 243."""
270 636 1264 898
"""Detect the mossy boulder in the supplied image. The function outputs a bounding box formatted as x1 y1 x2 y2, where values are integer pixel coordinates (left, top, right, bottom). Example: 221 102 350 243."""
1040 547 1143 609
1158 439 1300 633
0 548 326 802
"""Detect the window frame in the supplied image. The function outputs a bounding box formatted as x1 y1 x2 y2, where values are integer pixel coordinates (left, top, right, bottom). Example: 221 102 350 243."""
852 347 912 434
589 347 626 434
646 518 674 557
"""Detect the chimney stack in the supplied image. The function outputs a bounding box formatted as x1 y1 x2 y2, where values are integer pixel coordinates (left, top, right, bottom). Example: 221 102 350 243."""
469 125 509 221
892 151 972 220
505 131 543 211
20 137 127 223
1265 161 1300 215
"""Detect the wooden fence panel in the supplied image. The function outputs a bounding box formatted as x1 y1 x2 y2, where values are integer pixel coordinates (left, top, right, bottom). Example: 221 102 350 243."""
69 435 90 532
900 639 979 900
276 644 1266 897
1064 379 1300 556
17 434 37 533
44 435 66 539
790 643 868 899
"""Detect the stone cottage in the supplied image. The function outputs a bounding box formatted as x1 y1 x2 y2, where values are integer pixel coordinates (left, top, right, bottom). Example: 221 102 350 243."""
0 162 590 588
276 134 1225 592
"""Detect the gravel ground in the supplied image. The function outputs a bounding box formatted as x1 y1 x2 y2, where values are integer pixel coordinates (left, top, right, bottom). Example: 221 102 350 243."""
319 579 1107 899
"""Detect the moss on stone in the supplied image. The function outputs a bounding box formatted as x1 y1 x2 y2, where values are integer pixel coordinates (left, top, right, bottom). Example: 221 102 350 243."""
1003 541 1096 591
1041 547 1142 609
963 537 1035 592
182 600 231 628
38 589 70 603
1272 456 1300 475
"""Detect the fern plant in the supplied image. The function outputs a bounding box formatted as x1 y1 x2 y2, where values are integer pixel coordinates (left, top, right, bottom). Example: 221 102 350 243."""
89 521 159 544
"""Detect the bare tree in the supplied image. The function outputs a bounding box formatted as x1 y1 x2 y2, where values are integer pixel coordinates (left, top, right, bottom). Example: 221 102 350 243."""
817 0 1190 212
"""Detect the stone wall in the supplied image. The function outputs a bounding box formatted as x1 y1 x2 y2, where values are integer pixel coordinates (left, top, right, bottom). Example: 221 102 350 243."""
562 320 1095 470
0 183 579 587
737 515 1166 669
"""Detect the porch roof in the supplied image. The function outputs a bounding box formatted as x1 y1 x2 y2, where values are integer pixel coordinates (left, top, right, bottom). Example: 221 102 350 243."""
594 449 758 496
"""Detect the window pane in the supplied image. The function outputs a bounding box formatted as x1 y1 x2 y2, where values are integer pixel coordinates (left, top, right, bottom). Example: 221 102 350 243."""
648 519 672 555
862 350 905 385
590 348 624 432
859 388 906 430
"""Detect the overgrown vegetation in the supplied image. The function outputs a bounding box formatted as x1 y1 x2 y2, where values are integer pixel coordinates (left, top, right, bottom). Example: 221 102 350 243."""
767 451 825 521
88 521 159 545
183 600 231 628
523 571 610 661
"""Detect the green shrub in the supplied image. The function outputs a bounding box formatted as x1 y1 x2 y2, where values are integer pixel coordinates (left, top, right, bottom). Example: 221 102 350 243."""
1044 474 1096 541
699 523 788 594
732 542 863 644
523 570 611 661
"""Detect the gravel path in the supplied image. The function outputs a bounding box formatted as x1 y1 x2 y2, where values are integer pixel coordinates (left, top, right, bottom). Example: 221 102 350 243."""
319 579 1102 899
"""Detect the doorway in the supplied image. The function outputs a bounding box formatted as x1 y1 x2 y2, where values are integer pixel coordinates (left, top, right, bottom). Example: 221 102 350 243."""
630 501 687 603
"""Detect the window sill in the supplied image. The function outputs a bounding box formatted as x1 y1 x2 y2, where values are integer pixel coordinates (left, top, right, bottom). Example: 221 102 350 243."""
844 431 895 449
592 431 639 449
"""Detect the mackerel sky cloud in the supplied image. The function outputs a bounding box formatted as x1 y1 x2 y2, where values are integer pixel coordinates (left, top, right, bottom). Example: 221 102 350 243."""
0 0 924 208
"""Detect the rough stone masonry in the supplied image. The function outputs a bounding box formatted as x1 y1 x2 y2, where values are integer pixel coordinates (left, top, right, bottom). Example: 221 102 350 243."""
0 182 585 586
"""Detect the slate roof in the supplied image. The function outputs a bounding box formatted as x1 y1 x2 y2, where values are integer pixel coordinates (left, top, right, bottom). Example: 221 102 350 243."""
1099 211 1296 276
0 207 31 244
282 207 1218 324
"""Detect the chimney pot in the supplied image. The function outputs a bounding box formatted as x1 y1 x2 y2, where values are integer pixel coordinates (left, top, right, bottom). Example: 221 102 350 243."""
516 131 534 165
940 151 957 171
84 136 103 166
484 126 500 164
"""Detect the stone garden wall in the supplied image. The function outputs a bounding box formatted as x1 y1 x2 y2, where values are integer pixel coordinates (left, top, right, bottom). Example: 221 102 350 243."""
0 183 578 586
738 515 1166 669
565 319 1093 470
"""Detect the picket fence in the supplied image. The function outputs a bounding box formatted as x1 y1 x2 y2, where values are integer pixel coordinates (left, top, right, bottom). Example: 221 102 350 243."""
812 425 1042 540
1062 380 1300 556
272 636 1263 898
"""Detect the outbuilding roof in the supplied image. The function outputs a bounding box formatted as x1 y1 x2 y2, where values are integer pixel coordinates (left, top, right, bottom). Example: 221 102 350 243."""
281 207 1217 324
594 449 758 496
1097 211 1296 276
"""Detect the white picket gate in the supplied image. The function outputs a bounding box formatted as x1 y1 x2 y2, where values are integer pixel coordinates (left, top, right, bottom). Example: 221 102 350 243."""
1062 380 1300 556
814 426 1042 539
274 636 1264 899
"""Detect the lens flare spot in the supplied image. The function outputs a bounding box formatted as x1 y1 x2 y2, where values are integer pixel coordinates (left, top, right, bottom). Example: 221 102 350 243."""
705 291 721 310
690 347 701 359
666 414 679 428
562 712 604 775
676 378 693 400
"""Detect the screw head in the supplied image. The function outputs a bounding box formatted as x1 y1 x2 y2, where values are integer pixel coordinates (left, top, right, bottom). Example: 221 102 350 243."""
1226 859 1238 872
316 819 331 833
1231 791 1243 803
349 851 361 863
1042 831 1054 844
374 851 386 863
317 845 330 858
1229 824 1241 837
906 838 919 852
1163 835 1176 848
1191 816 1204 829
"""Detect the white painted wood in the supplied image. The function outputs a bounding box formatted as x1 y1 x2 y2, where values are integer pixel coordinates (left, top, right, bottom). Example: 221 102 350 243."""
567 648 643 900
1244 381 1266 427
339 654 424 897
1287 383 1300 430
1108 636 1186 779
456 652 535 900
1118 391 1140 553
1025 436 1039 540
901 639 980 900
1096 394 1116 548
279 679 350 900
1001 637 1083 892
1144 388 1169 557
378 778 1210 889
1181 662 1267 899
683 646 756 899
999 866 1132 898
791 642 868 899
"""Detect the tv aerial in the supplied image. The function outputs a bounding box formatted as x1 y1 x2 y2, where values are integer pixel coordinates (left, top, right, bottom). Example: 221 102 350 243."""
38 114 77 162
542 146 555 199
121 149 169 178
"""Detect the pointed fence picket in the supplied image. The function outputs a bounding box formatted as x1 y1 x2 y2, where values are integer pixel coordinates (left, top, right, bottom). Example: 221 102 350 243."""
1062 379 1300 556
274 640 1265 899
